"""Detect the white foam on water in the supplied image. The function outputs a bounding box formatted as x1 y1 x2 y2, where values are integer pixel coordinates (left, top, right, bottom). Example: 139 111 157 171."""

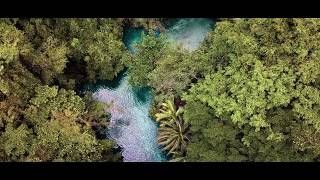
93 76 164 162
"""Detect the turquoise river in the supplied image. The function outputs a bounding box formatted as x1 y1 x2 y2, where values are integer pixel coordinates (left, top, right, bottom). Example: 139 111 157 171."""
82 18 214 162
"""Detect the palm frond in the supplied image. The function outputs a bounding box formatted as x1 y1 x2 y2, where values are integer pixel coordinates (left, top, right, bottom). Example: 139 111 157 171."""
155 97 191 156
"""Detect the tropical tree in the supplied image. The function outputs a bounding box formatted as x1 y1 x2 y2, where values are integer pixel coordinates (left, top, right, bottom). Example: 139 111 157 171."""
155 96 183 125
126 32 169 86
183 99 247 162
158 117 190 156
155 97 190 158
20 85 119 162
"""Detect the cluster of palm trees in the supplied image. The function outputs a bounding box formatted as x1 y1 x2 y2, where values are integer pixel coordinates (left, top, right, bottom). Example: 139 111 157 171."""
155 96 191 162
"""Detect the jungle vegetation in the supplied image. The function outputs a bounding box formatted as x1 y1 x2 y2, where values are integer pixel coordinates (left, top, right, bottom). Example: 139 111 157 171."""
1 18 320 162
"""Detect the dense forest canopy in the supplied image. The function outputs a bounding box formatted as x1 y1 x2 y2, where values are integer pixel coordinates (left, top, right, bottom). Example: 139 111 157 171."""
0 18 320 162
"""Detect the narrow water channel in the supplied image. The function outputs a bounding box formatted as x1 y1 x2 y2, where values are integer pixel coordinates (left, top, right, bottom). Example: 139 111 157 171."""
82 18 214 162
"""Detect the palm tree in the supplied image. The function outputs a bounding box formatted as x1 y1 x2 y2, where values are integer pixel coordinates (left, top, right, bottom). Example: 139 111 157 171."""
155 97 190 157
155 96 184 126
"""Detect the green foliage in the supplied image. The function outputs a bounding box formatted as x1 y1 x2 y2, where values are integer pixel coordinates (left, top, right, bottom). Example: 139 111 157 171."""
0 21 42 136
127 32 209 104
0 20 34 96
127 32 169 86
24 85 85 126
17 18 128 84
158 118 190 157
68 18 128 81
0 18 142 162
1 17 320 162
25 36 68 84
81 92 110 129
183 99 246 162
0 22 41 144
148 47 195 95
156 97 190 159
293 85 320 130
0 20 32 64
21 85 118 162
184 18 320 134
292 123 320 159
124 18 165 31
27 119 108 162
0 123 32 161
0 61 41 106
183 18 320 161
155 96 183 124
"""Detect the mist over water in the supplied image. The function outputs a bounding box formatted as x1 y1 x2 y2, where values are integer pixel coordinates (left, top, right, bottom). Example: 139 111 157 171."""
165 18 214 51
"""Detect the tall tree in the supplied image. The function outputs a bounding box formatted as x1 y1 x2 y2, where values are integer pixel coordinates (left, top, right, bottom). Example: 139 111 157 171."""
126 32 169 86
69 18 128 81
22 85 119 162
